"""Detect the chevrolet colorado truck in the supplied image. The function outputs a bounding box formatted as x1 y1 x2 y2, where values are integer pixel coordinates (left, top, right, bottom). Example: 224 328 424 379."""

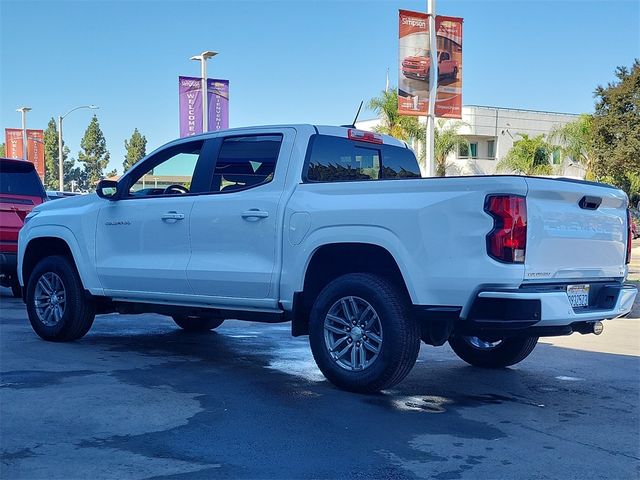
17 125 637 393
402 50 458 81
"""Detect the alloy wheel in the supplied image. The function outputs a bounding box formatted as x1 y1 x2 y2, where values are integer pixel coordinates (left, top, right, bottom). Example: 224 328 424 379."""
34 272 66 327
323 296 383 371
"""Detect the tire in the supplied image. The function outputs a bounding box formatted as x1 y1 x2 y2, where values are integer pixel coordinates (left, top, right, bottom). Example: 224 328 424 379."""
26 255 95 342
309 273 420 393
448 335 538 368
11 282 22 298
172 315 224 332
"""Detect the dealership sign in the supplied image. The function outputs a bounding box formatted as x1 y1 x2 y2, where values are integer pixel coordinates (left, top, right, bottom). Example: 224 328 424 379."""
4 128 45 179
398 10 463 118
179 76 229 137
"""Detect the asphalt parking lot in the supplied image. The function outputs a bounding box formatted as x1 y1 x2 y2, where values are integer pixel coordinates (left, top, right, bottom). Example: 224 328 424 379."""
1 289 639 479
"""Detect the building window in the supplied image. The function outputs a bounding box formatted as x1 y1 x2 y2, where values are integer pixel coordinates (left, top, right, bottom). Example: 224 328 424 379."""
487 140 496 159
459 142 478 159
551 149 562 165
459 143 475 158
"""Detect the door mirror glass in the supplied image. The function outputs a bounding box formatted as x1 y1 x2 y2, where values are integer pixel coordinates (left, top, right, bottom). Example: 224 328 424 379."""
96 180 119 200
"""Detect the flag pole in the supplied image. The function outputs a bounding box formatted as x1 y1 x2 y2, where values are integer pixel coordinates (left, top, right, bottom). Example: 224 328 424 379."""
425 0 438 177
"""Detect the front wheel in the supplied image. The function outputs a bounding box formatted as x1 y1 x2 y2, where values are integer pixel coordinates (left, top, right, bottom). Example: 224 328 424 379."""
309 273 421 393
448 335 538 368
26 255 95 342
172 315 224 332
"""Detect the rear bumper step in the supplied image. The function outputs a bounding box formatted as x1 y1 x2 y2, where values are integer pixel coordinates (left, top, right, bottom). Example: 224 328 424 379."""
454 283 637 336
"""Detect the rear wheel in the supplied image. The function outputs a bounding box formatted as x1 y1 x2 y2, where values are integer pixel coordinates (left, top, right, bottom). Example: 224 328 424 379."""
448 335 538 368
309 273 420 393
172 315 224 332
26 255 95 341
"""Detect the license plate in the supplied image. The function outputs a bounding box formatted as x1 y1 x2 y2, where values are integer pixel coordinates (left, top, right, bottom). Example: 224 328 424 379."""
567 284 590 308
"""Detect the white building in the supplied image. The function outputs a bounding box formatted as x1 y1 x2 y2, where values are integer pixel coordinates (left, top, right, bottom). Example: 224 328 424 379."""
356 105 585 178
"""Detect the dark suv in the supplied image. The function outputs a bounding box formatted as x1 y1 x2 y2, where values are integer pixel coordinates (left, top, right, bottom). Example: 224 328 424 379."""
0 158 47 297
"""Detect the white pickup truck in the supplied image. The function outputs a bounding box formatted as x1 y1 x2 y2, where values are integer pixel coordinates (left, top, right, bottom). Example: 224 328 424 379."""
18 125 637 392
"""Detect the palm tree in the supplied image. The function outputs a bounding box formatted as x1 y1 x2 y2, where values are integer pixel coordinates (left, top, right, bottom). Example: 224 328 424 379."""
497 133 554 176
434 120 467 177
549 114 594 178
367 89 423 143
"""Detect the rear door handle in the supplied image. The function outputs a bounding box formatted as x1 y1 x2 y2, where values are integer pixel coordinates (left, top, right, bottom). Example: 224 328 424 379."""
241 209 269 220
161 211 185 222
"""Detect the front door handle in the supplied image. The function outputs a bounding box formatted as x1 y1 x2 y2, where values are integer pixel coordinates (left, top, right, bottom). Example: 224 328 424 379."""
241 209 269 220
161 211 185 222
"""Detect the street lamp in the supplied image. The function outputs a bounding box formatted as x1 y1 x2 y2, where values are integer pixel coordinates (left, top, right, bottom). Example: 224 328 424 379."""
58 105 98 191
16 107 32 161
190 50 218 132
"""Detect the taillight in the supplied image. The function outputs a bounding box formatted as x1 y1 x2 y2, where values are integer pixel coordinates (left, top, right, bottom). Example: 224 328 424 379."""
626 209 633 264
485 195 527 263
347 129 383 144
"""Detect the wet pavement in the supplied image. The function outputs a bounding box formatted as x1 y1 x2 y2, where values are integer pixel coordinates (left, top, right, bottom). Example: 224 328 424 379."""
1 288 639 479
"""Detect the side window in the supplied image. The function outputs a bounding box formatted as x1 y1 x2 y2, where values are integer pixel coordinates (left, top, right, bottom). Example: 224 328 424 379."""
305 135 420 182
382 147 421 179
307 136 380 182
210 135 283 193
128 141 203 197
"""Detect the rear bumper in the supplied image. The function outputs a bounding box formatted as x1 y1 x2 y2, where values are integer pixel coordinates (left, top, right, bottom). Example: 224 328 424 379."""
456 282 637 336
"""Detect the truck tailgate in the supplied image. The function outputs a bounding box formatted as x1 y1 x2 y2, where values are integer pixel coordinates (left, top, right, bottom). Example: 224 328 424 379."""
524 177 628 282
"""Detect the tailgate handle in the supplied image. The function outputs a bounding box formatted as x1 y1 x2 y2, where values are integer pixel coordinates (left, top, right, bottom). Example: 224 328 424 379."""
579 195 602 210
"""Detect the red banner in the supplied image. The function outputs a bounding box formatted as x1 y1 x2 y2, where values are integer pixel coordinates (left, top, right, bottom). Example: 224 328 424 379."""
4 129 23 159
398 10 430 115
435 15 463 118
398 11 463 119
27 129 45 179
4 128 45 180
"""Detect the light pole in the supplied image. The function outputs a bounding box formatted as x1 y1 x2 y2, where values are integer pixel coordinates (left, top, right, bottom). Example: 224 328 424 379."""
16 107 32 161
58 105 98 191
190 50 217 132
425 0 438 177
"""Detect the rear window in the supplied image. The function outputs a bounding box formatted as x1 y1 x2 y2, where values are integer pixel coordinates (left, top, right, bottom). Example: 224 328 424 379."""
0 161 45 197
305 135 420 182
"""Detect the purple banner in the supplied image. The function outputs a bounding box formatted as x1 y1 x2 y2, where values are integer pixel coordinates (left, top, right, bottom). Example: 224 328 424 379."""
179 76 229 137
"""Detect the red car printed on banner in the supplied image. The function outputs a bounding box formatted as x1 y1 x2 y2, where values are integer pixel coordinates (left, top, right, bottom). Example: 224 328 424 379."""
402 51 458 81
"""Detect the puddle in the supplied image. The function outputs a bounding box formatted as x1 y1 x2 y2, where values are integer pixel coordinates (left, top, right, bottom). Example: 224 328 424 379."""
555 376 584 381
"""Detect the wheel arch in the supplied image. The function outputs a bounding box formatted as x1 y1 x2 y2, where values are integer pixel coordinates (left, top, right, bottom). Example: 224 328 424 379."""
290 241 414 336
20 227 95 294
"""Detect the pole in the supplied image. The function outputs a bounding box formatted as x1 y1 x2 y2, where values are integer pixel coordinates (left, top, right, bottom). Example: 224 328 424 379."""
21 110 28 161
425 0 438 177
58 116 64 191
201 58 208 132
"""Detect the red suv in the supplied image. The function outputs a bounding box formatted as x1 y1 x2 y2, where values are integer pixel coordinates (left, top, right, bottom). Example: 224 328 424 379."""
0 158 47 297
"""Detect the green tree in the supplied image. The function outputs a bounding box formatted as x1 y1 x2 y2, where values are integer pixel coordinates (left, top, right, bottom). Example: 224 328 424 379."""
42 118 74 190
367 89 427 171
497 133 554 176
367 89 423 142
123 128 147 172
434 120 467 177
550 113 595 179
65 163 89 192
591 60 640 199
0 143 5 157
78 115 110 188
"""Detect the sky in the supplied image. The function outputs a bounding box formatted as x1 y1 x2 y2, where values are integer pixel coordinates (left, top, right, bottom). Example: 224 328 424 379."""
1 0 639 175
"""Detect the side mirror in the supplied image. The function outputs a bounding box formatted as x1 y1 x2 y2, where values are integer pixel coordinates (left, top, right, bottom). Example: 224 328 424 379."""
96 180 119 200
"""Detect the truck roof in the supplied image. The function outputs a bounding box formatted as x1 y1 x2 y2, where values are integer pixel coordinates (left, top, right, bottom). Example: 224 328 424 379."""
162 124 408 150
